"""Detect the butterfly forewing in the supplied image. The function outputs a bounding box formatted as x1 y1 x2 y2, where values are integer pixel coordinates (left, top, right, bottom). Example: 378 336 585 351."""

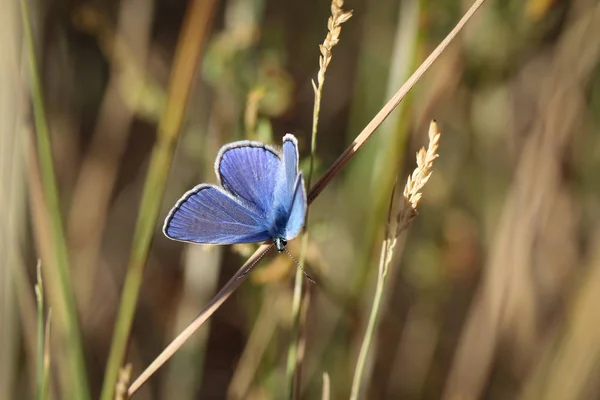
163 185 271 244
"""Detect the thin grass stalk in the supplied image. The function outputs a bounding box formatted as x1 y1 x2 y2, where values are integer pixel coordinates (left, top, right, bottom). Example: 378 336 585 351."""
34 261 43 400
0 1 24 397
321 372 330 400
21 1 90 398
34 260 52 400
26 140 60 398
115 364 132 400
128 242 274 397
350 121 441 399
350 240 390 400
99 1 218 399
307 0 485 204
127 2 485 394
41 310 51 400
350 178 397 400
10 252 43 396
286 264 306 398
286 1 352 397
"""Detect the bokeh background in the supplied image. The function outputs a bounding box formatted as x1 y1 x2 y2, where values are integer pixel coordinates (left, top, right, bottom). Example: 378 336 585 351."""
2 0 600 399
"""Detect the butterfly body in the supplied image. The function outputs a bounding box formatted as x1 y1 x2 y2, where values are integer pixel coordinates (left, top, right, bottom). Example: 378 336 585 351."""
274 237 288 252
163 134 306 251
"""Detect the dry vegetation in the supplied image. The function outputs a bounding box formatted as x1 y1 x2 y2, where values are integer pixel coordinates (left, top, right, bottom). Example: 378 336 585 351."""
2 0 600 399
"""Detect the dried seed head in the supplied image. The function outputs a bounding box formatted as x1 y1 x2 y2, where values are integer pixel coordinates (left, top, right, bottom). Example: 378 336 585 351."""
315 0 353 90
396 120 441 236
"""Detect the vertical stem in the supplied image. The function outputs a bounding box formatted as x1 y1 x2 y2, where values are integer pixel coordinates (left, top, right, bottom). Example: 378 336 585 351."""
99 1 218 399
286 1 353 393
286 57 325 400
286 265 305 398
306 84 322 192
35 263 43 400
41 310 52 400
350 241 389 399
0 1 24 398
21 1 91 398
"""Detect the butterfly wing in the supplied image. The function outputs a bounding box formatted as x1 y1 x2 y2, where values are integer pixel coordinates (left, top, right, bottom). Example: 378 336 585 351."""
272 134 299 208
216 141 281 215
283 173 307 240
163 184 272 244
271 133 301 210
271 134 306 240
267 134 306 239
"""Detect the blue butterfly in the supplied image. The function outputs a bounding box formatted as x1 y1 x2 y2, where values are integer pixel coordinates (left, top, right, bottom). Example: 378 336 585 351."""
163 134 307 254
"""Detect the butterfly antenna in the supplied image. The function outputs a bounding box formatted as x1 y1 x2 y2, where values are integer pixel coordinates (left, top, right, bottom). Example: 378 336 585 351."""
238 243 275 279
284 248 316 284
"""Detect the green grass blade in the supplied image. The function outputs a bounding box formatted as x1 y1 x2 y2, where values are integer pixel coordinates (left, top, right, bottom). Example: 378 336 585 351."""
21 2 91 399
41 309 52 400
99 1 218 399
35 261 43 400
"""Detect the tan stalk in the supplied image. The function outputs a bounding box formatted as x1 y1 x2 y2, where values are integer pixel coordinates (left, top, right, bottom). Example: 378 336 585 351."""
287 0 352 398
350 121 441 399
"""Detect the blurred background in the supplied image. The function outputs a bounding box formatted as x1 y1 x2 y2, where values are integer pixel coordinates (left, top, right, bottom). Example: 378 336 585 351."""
2 0 600 399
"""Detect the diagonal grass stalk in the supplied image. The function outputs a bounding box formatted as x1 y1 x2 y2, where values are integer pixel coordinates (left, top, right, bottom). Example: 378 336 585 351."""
21 1 91 398
99 1 218 399
127 1 486 394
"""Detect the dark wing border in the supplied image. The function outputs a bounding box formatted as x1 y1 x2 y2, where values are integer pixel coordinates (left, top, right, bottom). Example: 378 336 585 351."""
214 140 282 188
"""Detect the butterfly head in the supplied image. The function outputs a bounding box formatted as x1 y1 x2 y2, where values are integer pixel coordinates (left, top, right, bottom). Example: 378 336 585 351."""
274 237 287 252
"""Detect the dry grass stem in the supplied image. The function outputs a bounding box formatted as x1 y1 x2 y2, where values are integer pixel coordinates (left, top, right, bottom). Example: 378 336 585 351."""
115 364 132 400
41 309 52 400
22 0 90 395
351 121 441 399
287 0 352 397
127 243 273 397
314 0 353 91
308 0 485 204
321 372 331 400
307 0 352 190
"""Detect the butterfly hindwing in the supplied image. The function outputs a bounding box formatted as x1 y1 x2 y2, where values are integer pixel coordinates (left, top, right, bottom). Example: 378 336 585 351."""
273 133 301 216
163 184 272 245
283 173 307 241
